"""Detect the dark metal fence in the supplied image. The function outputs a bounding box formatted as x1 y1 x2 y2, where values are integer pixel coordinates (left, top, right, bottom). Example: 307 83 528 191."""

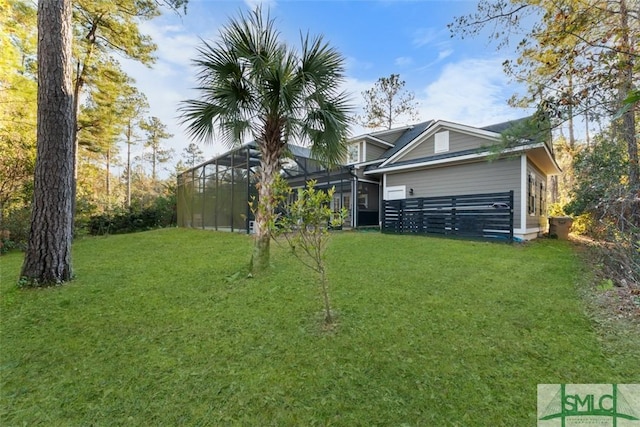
382 191 514 241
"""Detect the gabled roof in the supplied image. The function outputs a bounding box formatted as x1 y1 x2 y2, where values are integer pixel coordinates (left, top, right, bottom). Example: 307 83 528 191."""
379 120 434 160
353 115 560 176
480 117 531 134
379 119 506 168
480 116 551 144
364 142 553 175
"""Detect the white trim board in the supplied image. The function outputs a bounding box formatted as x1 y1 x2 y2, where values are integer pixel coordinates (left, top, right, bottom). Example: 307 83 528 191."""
365 143 546 175
520 154 527 232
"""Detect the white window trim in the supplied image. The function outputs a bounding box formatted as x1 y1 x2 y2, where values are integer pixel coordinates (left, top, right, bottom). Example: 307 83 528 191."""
347 143 360 164
528 172 536 216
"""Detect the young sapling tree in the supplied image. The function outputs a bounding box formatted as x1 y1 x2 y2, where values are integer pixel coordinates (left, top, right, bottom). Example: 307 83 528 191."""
271 178 347 326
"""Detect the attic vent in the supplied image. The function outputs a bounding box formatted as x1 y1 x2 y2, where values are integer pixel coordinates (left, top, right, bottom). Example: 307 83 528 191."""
434 131 449 153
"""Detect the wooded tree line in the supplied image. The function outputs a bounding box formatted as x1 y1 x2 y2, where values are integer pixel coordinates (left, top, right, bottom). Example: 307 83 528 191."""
1 0 185 248
452 0 637 183
2 0 637 287
451 0 639 285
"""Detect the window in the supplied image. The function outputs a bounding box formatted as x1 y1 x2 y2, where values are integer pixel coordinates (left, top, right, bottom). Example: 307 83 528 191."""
528 173 536 215
358 194 368 209
434 131 449 153
539 182 546 216
347 143 359 164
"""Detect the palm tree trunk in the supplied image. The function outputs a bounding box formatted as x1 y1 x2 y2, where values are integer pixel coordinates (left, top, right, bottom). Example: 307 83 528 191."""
251 149 279 272
252 143 282 272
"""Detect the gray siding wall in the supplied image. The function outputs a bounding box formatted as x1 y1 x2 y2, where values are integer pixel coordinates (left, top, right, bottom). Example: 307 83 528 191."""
395 130 496 163
365 143 387 162
385 158 522 228
526 160 547 229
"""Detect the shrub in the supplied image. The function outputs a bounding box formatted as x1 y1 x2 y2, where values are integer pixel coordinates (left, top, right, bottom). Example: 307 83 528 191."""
0 206 31 253
564 135 639 288
87 196 176 236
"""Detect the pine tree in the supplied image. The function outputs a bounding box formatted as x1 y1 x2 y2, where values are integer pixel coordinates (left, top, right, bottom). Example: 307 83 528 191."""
20 0 75 286
358 74 419 130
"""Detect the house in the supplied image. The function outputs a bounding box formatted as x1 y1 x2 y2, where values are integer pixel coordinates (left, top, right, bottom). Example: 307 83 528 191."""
345 116 560 240
176 116 560 241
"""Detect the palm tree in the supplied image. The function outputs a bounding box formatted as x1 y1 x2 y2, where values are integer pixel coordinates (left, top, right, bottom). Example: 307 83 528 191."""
180 8 352 273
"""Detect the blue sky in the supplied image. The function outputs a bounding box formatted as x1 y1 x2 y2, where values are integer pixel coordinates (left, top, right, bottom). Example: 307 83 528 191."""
121 0 531 171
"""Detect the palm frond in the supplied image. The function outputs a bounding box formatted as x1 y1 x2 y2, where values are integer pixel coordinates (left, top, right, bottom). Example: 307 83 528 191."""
179 6 353 163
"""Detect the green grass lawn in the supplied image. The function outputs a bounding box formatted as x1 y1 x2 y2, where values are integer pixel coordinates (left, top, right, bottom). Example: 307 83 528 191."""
1 229 638 426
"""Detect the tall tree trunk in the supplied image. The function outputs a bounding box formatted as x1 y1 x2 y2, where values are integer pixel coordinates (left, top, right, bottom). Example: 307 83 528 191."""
72 20 98 189
106 147 111 209
617 0 638 187
585 112 590 147
127 122 132 209
21 0 74 285
152 145 157 181
567 71 575 150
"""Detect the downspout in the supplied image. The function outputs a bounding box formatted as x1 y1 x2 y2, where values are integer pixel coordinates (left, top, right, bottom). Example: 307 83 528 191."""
381 174 386 228
347 166 358 229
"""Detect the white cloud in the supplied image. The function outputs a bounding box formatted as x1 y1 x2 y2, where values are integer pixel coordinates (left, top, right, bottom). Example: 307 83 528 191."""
345 56 374 72
244 0 277 11
437 49 453 61
415 58 525 127
339 77 376 137
139 21 203 72
119 19 228 176
413 27 438 47
395 56 414 67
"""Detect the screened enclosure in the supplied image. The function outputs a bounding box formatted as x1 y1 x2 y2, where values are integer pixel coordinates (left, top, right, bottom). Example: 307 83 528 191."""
176 142 374 233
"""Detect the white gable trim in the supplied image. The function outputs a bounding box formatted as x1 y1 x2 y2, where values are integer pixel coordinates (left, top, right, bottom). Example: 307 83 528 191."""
363 135 395 148
354 159 385 169
379 120 504 168
365 143 546 175
348 129 409 147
